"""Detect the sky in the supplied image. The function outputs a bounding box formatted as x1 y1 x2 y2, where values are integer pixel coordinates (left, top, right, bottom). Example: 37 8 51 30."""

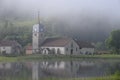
1 0 120 19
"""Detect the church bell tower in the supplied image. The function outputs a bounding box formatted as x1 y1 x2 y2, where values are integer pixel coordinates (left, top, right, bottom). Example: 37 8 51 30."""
32 12 45 53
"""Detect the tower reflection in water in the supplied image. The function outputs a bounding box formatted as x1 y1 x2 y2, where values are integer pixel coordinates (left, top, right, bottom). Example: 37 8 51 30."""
0 60 119 80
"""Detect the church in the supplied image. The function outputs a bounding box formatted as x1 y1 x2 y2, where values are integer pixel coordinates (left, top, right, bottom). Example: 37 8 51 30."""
32 23 80 55
31 21 95 55
26 15 95 55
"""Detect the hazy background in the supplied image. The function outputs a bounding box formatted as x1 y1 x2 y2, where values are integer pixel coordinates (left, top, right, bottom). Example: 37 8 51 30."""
0 0 120 45
1 0 120 19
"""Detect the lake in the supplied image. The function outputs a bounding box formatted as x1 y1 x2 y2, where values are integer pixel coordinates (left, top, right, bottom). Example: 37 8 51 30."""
0 59 120 80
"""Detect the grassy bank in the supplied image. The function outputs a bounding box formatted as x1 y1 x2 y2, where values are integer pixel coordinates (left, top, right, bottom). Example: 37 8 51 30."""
0 56 17 62
16 76 120 80
0 54 120 62
42 77 119 80
18 54 120 60
2 76 120 80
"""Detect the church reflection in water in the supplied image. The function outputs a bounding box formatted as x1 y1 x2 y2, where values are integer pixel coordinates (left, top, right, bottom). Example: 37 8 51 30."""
0 60 119 80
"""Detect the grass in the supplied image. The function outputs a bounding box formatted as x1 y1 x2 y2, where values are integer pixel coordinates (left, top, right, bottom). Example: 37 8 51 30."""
29 76 120 80
20 54 120 60
0 54 120 62
36 74 120 80
50 77 117 80
2 76 120 80
0 56 17 62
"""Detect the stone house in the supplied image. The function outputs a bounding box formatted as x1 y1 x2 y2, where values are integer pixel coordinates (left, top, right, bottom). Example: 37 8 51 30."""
0 40 22 55
75 41 95 55
26 45 33 55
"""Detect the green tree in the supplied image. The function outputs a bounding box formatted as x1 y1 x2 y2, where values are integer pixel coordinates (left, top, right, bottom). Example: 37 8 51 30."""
106 30 120 54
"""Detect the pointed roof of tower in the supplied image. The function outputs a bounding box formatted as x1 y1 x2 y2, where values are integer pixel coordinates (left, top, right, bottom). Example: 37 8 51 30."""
33 12 44 32
38 11 40 25
38 11 45 32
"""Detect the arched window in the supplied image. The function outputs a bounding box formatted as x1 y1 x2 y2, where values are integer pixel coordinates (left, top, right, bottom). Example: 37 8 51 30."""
51 48 55 54
44 49 47 54
41 33 43 37
57 48 61 54
71 42 73 48
34 33 37 36
66 48 68 51
76 48 77 51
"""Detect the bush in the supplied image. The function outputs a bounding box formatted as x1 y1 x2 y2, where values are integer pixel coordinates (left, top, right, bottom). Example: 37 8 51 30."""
113 70 120 80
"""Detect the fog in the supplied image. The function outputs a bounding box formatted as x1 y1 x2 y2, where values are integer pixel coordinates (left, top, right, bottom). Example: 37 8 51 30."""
0 0 120 42
1 0 120 18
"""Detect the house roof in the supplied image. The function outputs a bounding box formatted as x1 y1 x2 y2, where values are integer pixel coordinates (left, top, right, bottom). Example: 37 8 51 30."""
75 40 94 48
41 37 72 47
0 40 20 47
26 45 32 50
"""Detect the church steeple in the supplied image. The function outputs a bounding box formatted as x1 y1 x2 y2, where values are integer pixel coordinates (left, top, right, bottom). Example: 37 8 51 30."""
38 11 40 25
32 12 45 54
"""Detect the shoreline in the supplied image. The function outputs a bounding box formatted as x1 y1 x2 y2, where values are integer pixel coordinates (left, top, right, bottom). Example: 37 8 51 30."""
0 54 120 62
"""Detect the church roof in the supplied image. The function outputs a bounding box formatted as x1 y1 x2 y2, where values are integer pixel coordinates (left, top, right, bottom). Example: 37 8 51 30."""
74 40 94 48
41 37 72 47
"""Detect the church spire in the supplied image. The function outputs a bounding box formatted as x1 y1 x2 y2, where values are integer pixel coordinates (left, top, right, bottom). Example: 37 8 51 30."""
38 11 40 25
32 11 45 54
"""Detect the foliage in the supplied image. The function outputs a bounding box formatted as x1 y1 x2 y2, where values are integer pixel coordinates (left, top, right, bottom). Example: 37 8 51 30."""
94 42 108 51
106 30 120 54
113 70 120 80
0 20 33 47
0 54 120 62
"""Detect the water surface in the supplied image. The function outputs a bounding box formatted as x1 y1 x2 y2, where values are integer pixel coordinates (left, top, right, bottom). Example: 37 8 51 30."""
0 59 120 80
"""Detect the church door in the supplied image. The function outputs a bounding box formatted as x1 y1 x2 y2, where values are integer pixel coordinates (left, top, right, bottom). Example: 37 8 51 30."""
71 49 73 55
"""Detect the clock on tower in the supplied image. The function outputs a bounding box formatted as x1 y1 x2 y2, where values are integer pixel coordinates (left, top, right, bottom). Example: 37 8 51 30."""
33 24 39 32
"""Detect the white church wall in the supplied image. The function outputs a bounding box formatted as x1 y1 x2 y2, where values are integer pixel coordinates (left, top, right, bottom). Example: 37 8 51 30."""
41 47 65 54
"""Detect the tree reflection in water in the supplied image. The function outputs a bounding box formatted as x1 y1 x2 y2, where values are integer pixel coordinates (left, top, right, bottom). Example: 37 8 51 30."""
0 60 119 80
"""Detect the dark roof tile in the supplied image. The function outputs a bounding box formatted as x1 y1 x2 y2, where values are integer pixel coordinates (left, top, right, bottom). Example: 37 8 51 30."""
41 37 71 47
0 40 20 47
75 40 94 48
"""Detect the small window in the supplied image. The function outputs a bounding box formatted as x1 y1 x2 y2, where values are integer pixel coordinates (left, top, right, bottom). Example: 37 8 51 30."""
76 48 77 51
44 50 47 54
71 42 73 48
34 34 37 36
51 48 55 54
41 34 43 37
57 48 61 54
80 47 82 49
3 47 5 49
66 48 68 51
